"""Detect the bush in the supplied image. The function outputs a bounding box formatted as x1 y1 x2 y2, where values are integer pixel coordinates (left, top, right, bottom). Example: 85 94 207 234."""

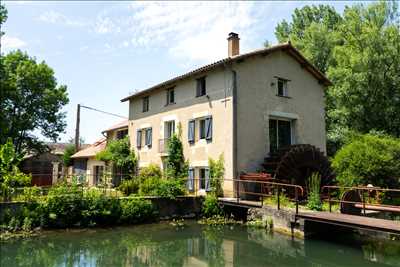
139 176 161 196
332 134 400 187
307 173 322 211
118 179 139 196
139 176 185 200
202 194 222 218
63 144 76 167
120 198 156 224
138 164 162 181
209 155 225 197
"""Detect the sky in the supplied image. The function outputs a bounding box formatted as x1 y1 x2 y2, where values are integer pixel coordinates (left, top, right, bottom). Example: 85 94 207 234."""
2 1 353 144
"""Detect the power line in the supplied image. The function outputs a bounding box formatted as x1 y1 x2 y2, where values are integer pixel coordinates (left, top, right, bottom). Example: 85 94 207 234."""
80 105 127 119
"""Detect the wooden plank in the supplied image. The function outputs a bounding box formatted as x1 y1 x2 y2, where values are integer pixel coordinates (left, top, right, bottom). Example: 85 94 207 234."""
297 212 400 235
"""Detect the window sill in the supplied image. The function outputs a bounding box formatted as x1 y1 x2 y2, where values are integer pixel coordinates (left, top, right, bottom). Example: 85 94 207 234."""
165 102 176 107
276 95 291 99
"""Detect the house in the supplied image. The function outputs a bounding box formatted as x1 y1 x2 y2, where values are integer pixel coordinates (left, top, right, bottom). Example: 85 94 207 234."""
121 32 331 195
20 143 70 186
70 120 128 186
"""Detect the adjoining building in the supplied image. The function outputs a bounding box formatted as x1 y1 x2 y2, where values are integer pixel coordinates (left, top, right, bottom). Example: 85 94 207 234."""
121 33 331 195
71 120 128 186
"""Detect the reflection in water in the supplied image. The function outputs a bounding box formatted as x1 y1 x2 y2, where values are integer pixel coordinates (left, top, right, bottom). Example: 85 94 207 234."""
1 222 399 267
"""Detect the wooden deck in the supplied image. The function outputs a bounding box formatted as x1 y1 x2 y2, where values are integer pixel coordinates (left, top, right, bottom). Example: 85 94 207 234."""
297 212 400 235
218 197 262 208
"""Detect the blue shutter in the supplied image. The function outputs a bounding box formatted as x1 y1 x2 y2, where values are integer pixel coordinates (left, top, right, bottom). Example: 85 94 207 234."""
146 128 152 147
136 129 142 148
188 120 195 143
205 117 212 141
205 168 211 192
188 168 194 192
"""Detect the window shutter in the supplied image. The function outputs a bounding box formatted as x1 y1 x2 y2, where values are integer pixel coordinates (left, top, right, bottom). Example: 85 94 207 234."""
196 80 201 97
136 129 142 148
205 117 212 141
146 128 152 147
188 168 194 192
205 168 210 192
188 120 195 143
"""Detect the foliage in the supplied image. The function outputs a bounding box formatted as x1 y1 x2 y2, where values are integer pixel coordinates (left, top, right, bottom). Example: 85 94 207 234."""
202 194 223 218
62 144 76 167
209 154 225 196
274 1 400 154
0 140 31 200
138 163 162 181
0 3 7 36
118 179 140 196
263 192 295 209
198 215 240 226
120 198 156 224
0 51 69 154
138 176 185 199
332 133 400 188
306 173 322 211
96 137 137 175
165 132 187 178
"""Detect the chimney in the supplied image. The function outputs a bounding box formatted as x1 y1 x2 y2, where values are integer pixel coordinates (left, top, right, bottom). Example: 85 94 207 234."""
227 32 240 57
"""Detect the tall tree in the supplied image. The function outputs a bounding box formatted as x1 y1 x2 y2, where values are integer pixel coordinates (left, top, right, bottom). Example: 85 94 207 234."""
328 1 400 139
0 51 69 155
274 5 342 73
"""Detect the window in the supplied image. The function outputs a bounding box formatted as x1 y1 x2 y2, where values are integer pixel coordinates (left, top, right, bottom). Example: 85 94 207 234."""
269 119 292 153
136 129 142 148
196 77 206 97
277 77 289 97
199 116 212 141
116 129 128 140
188 120 195 144
93 165 104 185
198 168 210 191
166 88 175 105
165 120 175 139
145 128 152 147
142 96 149 112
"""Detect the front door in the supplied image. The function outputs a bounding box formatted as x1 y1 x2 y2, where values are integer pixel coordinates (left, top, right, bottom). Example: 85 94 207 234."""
269 119 292 153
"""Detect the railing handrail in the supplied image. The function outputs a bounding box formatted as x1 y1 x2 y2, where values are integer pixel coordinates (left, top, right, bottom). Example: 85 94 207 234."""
322 185 400 193
223 178 304 196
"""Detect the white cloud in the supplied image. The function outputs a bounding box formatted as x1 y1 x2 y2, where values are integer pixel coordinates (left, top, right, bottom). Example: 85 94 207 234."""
94 15 121 34
124 2 273 64
1 36 27 50
37 10 87 27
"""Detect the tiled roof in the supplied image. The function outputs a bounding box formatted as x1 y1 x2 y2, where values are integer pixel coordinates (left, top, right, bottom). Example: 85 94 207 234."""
121 42 331 102
101 120 128 134
70 138 107 159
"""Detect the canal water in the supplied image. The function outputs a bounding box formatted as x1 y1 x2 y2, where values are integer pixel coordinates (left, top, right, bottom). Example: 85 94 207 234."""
1 222 399 267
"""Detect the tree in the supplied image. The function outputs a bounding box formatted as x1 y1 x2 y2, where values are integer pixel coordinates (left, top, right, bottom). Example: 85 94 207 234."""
274 4 342 73
0 3 7 36
63 144 76 167
273 1 400 154
165 133 187 178
96 137 137 175
0 51 69 155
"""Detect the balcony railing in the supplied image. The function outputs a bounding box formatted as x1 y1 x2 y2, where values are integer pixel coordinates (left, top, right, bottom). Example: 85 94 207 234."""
158 138 170 154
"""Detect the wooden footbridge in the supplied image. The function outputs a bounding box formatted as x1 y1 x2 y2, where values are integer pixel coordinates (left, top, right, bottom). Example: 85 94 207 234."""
219 178 400 235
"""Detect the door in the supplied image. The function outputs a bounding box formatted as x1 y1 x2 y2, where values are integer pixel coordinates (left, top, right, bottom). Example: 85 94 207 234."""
269 119 292 153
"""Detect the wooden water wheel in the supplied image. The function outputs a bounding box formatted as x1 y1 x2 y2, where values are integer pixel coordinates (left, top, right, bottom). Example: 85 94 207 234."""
263 144 334 189
340 189 362 215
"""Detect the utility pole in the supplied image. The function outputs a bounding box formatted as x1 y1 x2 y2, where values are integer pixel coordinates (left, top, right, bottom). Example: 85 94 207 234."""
75 104 80 151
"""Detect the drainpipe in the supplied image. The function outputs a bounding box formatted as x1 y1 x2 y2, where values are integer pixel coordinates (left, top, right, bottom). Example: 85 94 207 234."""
232 70 238 193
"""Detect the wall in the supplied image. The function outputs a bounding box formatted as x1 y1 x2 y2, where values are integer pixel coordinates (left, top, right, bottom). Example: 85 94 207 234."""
235 50 327 173
128 66 235 194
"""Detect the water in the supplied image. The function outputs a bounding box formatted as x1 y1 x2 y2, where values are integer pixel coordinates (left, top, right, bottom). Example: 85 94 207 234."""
1 222 399 267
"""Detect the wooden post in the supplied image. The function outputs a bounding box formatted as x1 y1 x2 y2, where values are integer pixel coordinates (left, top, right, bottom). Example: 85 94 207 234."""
236 179 239 203
328 187 332 212
75 104 81 151
277 185 280 210
362 189 366 216
295 187 299 215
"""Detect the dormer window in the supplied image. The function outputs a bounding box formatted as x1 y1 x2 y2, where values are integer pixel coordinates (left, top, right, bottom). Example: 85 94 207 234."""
166 88 175 105
276 77 289 97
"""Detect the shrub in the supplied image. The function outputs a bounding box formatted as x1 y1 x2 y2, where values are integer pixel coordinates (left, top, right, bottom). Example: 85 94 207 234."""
332 134 400 187
22 186 41 202
139 176 161 196
118 179 139 196
138 164 162 181
306 173 322 211
120 198 155 224
155 179 185 199
165 130 187 178
209 155 225 197
63 144 76 167
202 194 222 218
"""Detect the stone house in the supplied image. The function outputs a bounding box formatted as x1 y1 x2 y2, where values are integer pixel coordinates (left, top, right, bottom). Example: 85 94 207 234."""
121 33 331 195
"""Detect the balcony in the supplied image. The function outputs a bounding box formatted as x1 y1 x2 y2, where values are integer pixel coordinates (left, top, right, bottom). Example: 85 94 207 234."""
158 138 170 154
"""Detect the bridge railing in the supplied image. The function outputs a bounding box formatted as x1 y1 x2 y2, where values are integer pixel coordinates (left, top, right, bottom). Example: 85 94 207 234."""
218 178 304 214
322 185 400 215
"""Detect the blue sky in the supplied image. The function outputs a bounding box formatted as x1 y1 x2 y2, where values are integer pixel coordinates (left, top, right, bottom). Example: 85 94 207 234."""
2 1 353 144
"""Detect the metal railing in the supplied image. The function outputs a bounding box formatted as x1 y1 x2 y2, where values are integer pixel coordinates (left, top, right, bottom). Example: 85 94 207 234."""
217 178 304 214
158 138 170 153
322 185 400 215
